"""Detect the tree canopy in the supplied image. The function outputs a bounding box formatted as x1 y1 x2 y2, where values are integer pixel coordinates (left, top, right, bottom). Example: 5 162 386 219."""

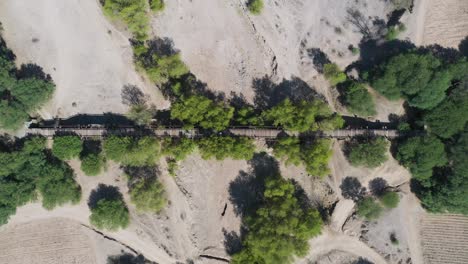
247 0 264 15
346 137 388 168
197 136 255 160
370 53 455 109
52 135 83 160
379 191 400 209
80 153 105 176
342 81 376 117
423 79 468 138
130 178 166 213
232 176 323 264
356 197 383 220
102 0 150 41
171 95 234 131
0 37 55 129
323 63 347 86
89 198 130 231
262 99 343 132
103 136 160 166
396 136 447 185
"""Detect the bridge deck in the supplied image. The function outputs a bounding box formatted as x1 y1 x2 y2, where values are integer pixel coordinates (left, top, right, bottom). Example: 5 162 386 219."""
26 127 403 139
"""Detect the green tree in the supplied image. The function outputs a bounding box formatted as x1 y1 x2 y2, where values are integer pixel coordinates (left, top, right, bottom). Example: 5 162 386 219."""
323 63 347 86
262 98 343 132
247 0 264 15
379 191 400 208
127 104 154 125
103 136 160 166
36 163 82 210
162 137 197 161
347 137 388 168
272 137 302 166
197 136 255 160
232 176 322 264
356 197 383 220
343 81 376 117
89 198 130 231
234 106 261 126
80 153 105 176
371 53 453 109
102 0 150 41
149 0 164 12
130 178 166 213
423 80 468 138
171 95 234 131
397 136 447 185
52 135 83 160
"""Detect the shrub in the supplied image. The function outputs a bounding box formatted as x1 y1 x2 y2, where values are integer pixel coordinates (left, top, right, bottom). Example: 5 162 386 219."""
130 179 166 213
89 198 130 231
379 191 399 208
262 98 343 132
356 197 383 220
347 137 388 168
102 0 149 41
247 0 264 15
323 63 347 86
149 0 164 12
80 153 105 176
231 176 322 264
52 135 83 160
197 136 255 160
343 81 376 117
171 95 234 131
103 136 160 166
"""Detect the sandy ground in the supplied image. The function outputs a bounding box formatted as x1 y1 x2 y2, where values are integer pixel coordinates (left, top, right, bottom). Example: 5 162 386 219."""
0 0 168 119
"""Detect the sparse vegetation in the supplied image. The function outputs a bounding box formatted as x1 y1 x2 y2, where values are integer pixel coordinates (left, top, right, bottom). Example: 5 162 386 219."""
356 197 383 220
247 0 264 15
342 81 376 117
323 63 347 86
231 176 322 263
262 98 343 132
197 136 255 160
346 137 388 168
52 135 83 160
127 103 154 125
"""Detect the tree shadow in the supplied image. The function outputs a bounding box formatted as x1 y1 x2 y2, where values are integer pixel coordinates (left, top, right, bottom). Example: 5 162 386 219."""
387 9 406 27
459 36 468 57
81 140 102 157
107 252 155 264
0 35 16 62
228 152 280 217
222 228 243 256
252 75 324 110
420 44 463 64
354 257 374 264
121 84 146 106
88 184 123 209
123 166 159 182
306 48 331 73
16 63 52 81
340 176 367 201
35 113 136 128
346 8 386 40
368 177 388 196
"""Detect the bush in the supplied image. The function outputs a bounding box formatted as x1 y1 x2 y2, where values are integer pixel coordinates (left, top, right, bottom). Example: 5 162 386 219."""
262 98 343 132
103 136 160 166
343 81 376 117
149 0 164 12
379 191 399 208
80 153 105 176
102 0 149 41
397 136 447 185
171 95 234 131
89 198 130 231
323 63 347 86
247 0 264 15
347 137 388 168
52 135 83 160
231 176 322 264
197 136 255 160
356 197 383 220
130 179 166 213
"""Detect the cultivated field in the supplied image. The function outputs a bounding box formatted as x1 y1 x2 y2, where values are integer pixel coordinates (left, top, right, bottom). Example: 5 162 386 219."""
421 214 468 264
